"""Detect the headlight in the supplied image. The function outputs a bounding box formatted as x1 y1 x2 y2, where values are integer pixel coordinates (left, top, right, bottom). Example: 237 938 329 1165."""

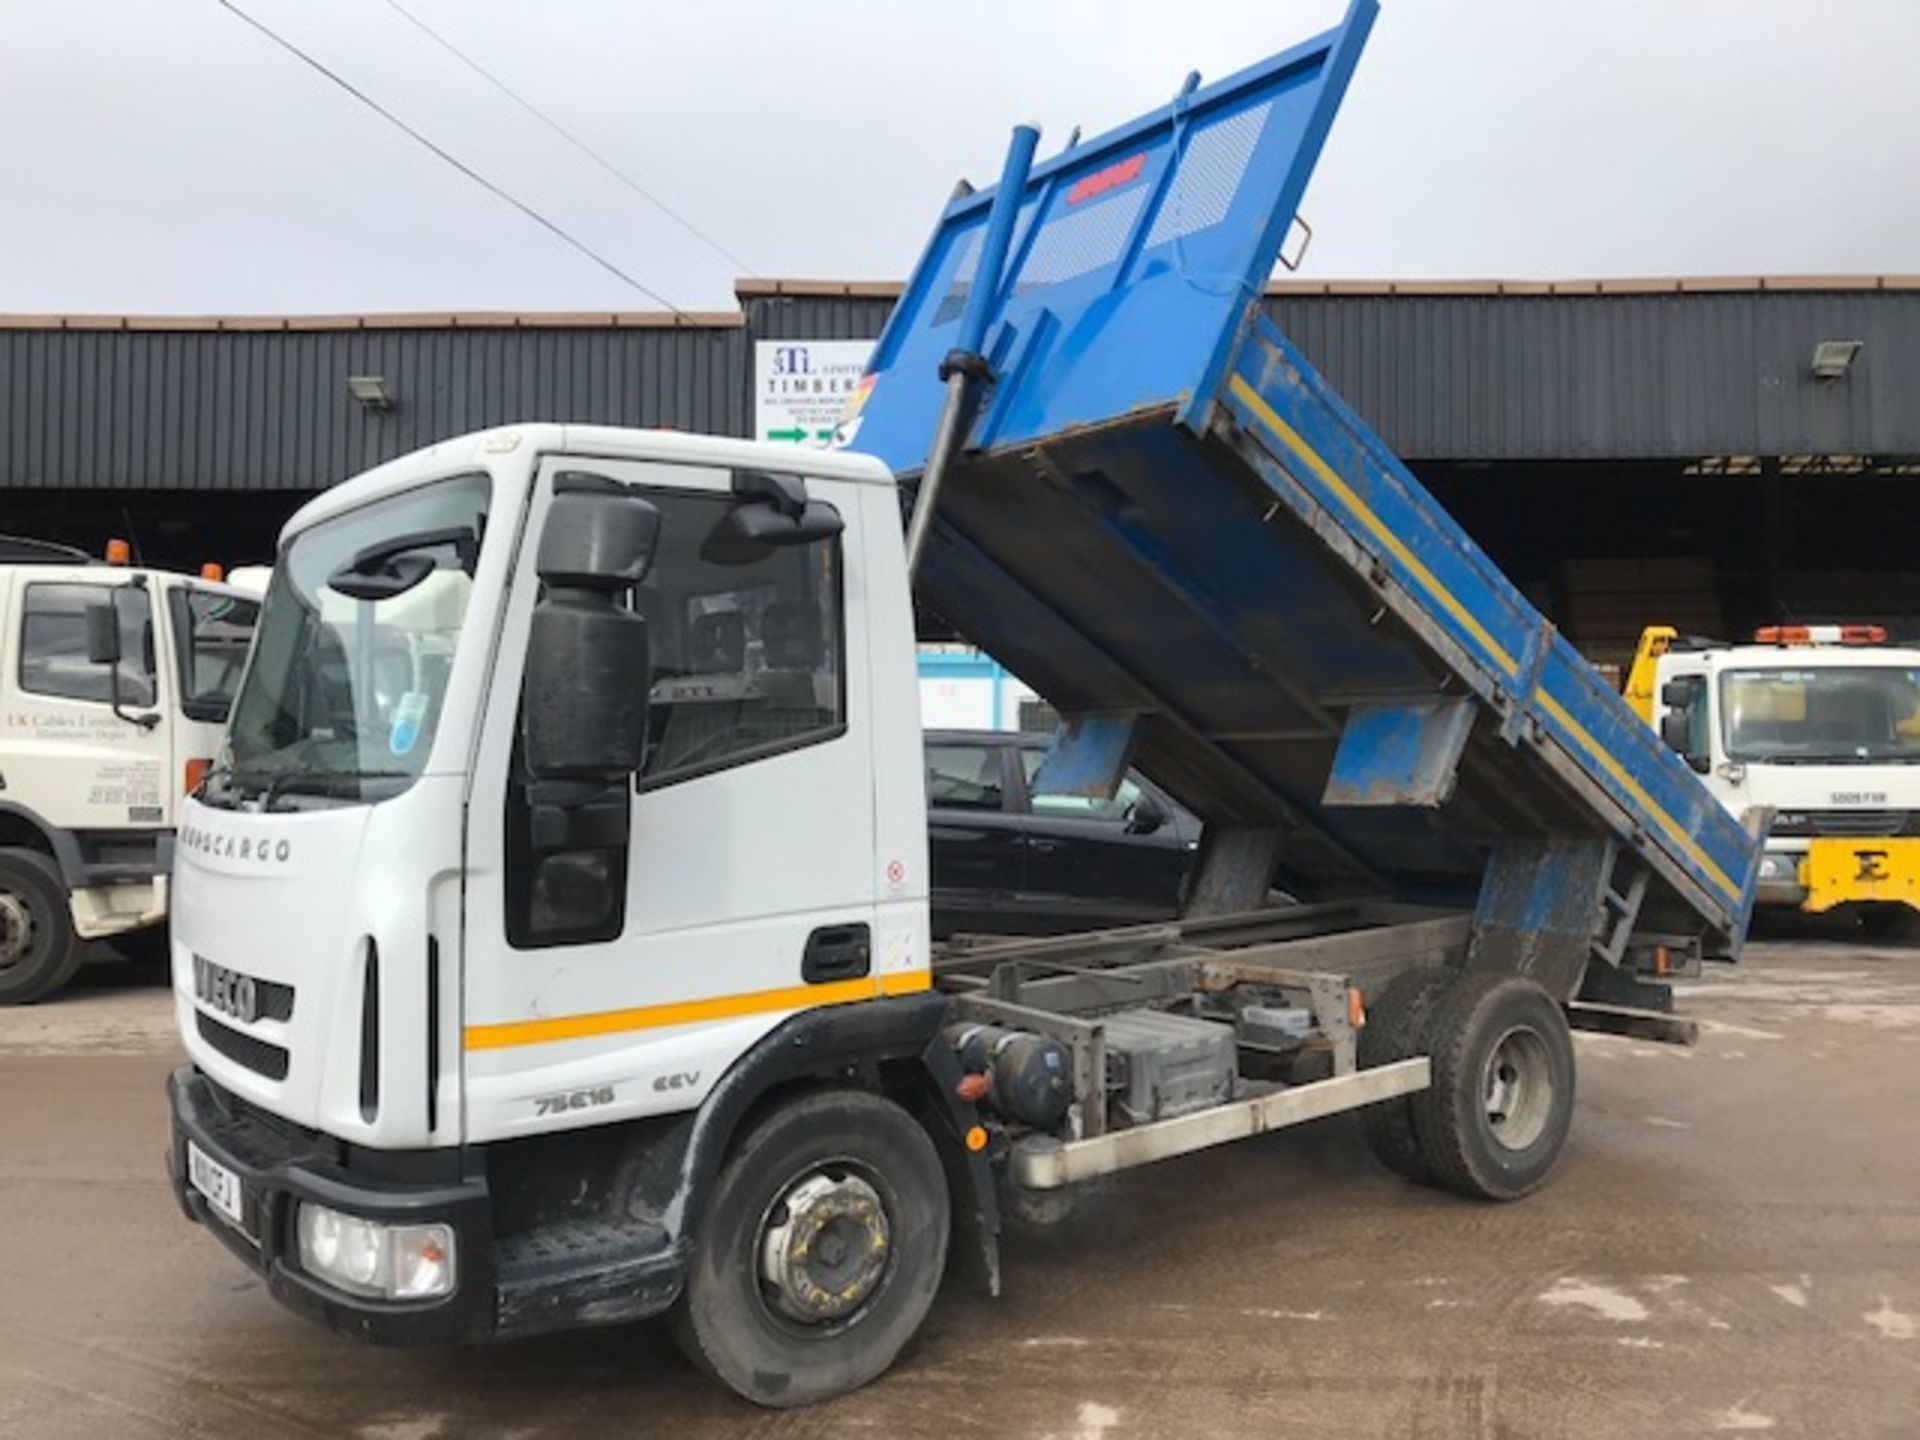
1758 854 1794 879
296 1203 456 1300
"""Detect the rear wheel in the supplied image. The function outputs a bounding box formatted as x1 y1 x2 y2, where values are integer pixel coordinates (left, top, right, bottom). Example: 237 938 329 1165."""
0 848 82 1005
669 1089 950 1407
1410 972 1576 1201
1359 964 1457 1184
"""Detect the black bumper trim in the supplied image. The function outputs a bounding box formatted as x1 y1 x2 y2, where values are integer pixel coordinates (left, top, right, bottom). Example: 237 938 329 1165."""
169 1067 496 1346
168 1069 693 1345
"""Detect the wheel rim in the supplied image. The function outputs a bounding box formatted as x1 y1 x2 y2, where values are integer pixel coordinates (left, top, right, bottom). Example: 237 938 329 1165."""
1481 1025 1554 1151
0 891 36 972
757 1165 892 1329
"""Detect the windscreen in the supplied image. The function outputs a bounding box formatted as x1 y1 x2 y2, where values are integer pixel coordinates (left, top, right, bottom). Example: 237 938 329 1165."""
1721 666 1920 764
219 475 490 806
170 588 260 723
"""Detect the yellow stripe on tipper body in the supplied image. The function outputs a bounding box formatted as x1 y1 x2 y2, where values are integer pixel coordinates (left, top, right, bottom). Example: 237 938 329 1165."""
1227 374 1520 677
464 969 933 1052
1537 695 1741 904
1225 370 1742 911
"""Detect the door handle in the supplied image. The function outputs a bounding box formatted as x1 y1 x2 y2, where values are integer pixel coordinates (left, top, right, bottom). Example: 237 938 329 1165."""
1028 838 1061 854
802 924 872 985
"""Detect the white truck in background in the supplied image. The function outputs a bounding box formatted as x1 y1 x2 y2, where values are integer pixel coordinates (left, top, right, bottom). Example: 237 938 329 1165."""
1629 623 1920 935
0 537 259 1001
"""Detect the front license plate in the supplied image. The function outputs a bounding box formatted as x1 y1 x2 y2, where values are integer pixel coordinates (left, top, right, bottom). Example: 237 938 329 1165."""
187 1141 245 1228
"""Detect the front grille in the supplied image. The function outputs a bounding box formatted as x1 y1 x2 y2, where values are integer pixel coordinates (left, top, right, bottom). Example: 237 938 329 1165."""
1772 810 1919 839
191 953 295 1023
254 978 296 1022
196 1011 290 1080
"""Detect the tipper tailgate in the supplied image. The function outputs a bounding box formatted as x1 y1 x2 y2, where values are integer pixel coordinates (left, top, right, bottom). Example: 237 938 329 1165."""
847 0 1760 949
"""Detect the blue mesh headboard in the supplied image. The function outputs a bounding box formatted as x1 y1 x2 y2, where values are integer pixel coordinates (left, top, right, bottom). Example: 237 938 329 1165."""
846 0 1377 476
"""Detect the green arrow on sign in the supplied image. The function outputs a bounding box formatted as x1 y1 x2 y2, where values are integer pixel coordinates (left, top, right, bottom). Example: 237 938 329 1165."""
765 426 809 442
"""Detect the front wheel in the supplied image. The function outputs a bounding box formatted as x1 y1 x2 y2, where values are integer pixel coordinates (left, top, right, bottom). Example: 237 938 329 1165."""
669 1088 951 1407
1410 972 1576 1201
0 847 82 1005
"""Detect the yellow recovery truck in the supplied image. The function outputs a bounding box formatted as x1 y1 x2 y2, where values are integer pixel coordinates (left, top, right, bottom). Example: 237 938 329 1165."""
1628 624 1920 934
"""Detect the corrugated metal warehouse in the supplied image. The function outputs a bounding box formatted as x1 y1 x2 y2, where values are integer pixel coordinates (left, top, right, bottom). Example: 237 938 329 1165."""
3 277 1915 665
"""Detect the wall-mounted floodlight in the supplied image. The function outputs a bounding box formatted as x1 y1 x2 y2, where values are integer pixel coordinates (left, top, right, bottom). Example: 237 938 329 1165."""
346 374 394 411
1810 340 1862 381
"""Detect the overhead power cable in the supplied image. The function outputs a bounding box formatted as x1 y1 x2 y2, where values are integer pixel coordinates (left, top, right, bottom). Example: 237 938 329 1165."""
381 0 758 279
215 0 689 314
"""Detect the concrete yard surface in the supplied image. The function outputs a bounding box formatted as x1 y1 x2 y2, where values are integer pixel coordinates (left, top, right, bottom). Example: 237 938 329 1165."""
0 937 1916 1439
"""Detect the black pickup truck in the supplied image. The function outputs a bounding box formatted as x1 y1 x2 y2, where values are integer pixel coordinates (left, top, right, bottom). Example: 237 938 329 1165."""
924 729 1199 938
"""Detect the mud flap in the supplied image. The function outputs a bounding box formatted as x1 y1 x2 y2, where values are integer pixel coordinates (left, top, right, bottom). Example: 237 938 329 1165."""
1467 835 1616 1001
916 1030 1002 1297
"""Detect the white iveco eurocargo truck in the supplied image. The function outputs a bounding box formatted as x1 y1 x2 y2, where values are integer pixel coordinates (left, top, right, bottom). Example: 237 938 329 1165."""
171 431 956 1402
165 4 1761 1406
0 537 258 1002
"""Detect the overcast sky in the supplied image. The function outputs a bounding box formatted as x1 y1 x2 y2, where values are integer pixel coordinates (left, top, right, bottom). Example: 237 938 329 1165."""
4 0 1916 316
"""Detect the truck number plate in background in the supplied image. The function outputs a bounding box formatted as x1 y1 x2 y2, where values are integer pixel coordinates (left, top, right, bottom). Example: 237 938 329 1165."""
187 1142 244 1227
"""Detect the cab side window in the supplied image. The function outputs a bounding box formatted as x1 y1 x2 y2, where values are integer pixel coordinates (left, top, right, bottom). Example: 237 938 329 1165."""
639 490 845 786
19 583 156 707
170 589 260 723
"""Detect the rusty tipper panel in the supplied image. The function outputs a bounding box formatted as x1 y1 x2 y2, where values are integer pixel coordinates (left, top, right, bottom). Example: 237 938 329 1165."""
849 0 1760 953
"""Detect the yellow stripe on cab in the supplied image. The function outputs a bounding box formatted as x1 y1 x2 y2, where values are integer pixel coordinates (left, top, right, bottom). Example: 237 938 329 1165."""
464 969 933 1052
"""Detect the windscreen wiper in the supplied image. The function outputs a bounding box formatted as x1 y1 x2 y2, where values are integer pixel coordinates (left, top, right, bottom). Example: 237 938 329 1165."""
260 768 411 810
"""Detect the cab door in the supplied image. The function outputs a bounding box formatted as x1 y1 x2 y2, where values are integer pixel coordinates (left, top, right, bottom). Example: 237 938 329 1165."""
1 570 171 834
461 456 881 1143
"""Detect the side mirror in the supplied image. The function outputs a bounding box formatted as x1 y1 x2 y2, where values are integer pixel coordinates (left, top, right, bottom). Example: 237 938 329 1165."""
1658 711 1708 771
1658 710 1690 753
85 602 120 665
522 488 661 784
537 484 661 587
1659 677 1694 710
1126 792 1170 835
702 471 844 565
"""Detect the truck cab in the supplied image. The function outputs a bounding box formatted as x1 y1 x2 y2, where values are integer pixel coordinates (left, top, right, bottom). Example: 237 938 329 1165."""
0 537 259 1001
1632 624 1920 928
169 427 947 1368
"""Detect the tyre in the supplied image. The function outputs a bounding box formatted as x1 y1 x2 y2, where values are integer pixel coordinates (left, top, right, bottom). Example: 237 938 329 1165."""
669 1088 951 1407
1359 964 1458 1184
0 847 83 1005
1409 972 1575 1201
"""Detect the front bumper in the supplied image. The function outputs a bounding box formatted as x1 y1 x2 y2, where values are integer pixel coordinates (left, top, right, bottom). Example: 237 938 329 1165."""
168 1069 691 1345
167 1067 495 1346
1753 851 1809 908
1800 836 1920 915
